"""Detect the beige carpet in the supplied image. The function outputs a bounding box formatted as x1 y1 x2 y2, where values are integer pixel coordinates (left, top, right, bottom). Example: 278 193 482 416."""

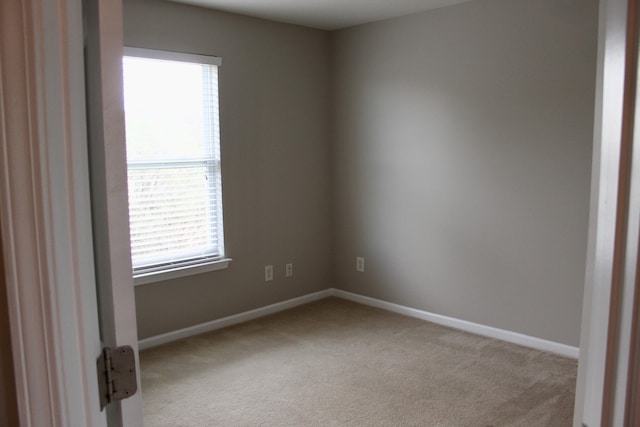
140 298 577 426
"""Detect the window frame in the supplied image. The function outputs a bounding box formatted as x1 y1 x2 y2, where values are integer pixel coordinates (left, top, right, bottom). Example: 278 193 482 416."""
122 47 230 286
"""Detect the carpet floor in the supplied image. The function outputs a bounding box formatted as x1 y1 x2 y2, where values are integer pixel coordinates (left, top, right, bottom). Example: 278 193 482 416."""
140 297 577 426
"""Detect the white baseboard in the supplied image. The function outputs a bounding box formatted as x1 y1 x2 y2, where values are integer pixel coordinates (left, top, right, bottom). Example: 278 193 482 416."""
139 287 579 360
138 289 333 351
330 289 579 359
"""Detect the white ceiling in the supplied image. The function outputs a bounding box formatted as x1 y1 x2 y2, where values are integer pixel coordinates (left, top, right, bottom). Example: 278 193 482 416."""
168 0 475 31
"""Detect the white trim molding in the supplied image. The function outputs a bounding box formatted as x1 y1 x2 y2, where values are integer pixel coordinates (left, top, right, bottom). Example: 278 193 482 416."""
134 258 232 286
0 0 107 426
124 46 222 66
139 288 579 360
332 290 580 360
139 290 332 350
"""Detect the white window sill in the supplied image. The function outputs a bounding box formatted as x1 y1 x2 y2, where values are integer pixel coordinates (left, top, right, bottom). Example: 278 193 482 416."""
133 258 232 286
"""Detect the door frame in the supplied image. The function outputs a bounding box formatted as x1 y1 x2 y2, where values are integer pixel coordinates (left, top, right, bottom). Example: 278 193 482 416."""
0 0 141 425
0 0 107 425
572 0 640 425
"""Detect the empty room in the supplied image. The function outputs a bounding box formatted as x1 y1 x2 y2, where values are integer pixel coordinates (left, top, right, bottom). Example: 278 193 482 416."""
8 0 640 425
116 0 598 424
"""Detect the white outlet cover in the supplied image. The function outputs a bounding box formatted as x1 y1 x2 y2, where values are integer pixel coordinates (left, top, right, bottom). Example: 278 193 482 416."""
285 263 293 277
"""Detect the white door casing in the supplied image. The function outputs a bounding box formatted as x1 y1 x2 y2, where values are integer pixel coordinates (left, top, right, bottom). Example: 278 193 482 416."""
0 0 143 425
0 0 107 425
574 0 626 424
574 0 640 425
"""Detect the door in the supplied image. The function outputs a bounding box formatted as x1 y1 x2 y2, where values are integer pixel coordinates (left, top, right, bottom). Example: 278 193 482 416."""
84 0 144 425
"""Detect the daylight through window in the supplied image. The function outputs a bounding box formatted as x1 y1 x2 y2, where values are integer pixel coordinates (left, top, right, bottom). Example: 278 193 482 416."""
123 48 225 282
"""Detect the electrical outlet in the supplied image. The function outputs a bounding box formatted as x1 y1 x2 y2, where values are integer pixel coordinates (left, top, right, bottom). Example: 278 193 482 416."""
265 265 274 282
285 263 293 278
356 257 365 272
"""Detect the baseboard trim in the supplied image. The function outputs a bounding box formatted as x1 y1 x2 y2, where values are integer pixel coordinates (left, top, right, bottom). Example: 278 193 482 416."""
330 289 579 359
139 288 579 359
138 289 333 351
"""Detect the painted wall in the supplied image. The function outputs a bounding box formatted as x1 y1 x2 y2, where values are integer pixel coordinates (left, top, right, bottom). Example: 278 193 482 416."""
331 0 598 346
124 0 597 348
123 0 332 339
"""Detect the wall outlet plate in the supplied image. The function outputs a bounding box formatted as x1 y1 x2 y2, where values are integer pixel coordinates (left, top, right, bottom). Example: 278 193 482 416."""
356 257 365 272
285 263 293 278
265 265 274 282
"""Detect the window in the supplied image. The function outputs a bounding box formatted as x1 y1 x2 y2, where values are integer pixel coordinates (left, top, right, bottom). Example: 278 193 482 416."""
122 48 228 285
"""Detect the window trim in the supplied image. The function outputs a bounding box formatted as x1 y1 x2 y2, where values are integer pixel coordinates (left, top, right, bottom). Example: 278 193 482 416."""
124 46 222 67
133 258 232 286
123 46 228 286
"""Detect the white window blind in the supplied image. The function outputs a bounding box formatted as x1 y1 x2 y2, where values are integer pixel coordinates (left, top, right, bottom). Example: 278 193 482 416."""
122 49 225 278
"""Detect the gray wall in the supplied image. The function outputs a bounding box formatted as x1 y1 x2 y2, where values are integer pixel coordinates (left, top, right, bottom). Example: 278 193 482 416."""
123 0 332 339
331 0 597 346
124 0 597 347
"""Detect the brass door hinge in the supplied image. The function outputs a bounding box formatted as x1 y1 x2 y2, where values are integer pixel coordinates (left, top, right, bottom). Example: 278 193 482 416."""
97 346 137 409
